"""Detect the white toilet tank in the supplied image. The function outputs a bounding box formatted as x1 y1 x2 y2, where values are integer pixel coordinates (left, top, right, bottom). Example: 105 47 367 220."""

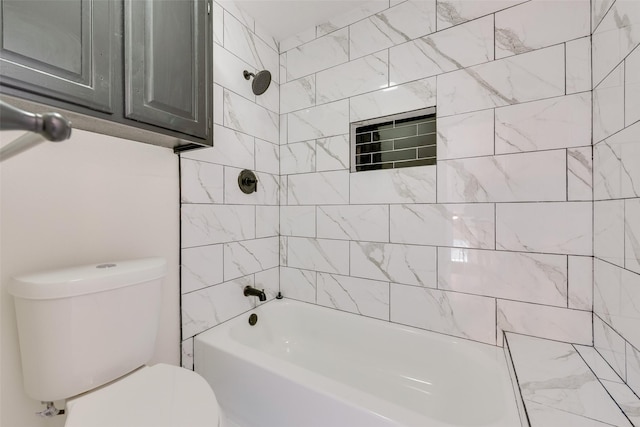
8 258 167 402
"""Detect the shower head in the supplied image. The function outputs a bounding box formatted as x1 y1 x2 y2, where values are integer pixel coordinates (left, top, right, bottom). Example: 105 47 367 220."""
243 70 271 95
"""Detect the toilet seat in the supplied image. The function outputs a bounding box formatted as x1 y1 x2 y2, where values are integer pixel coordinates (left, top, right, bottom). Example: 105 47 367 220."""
64 364 221 427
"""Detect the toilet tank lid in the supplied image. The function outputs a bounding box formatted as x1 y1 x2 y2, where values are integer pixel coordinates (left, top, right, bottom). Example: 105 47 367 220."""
8 258 167 300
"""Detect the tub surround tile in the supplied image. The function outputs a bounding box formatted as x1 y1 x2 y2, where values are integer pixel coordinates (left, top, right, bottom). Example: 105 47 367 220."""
502 338 529 427
316 135 349 172
223 237 279 281
280 206 316 237
317 273 390 320
280 236 288 266
279 175 287 205
436 0 528 31
280 27 315 53
279 114 288 145
390 204 495 249
288 171 349 205
317 205 389 242
212 2 224 46
437 45 565 117
254 267 280 302
350 78 437 123
280 75 315 115
280 267 316 303
627 344 640 397
256 206 279 238
594 200 625 267
224 90 279 144
494 93 592 154
575 345 623 383
436 109 494 160
256 80 280 114
494 0 589 59
505 333 632 427
182 276 255 339
389 15 494 85
437 150 567 203
439 248 568 308
316 1 388 38
288 100 349 143
288 237 350 275
497 301 591 345
592 0 615 31
626 47 640 126
180 160 224 204
350 242 436 288
593 62 625 144
566 37 592 95
600 380 640 426
593 259 623 330
390 284 496 345
568 147 594 202
349 1 437 60
568 256 593 311
214 84 224 125
626 199 640 274
181 125 254 170
224 168 279 206
496 202 592 256
280 141 316 175
594 315 627 380
181 205 255 248
181 339 194 371
286 28 348 81
350 167 437 204
182 245 224 294
594 121 640 200
316 51 389 104
255 139 280 175
218 1 254 32
214 44 257 102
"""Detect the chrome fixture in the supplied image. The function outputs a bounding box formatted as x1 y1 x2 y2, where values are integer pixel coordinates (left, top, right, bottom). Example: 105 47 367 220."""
244 286 266 302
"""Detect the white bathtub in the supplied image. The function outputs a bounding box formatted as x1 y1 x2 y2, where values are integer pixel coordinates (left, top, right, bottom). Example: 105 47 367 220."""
195 299 522 427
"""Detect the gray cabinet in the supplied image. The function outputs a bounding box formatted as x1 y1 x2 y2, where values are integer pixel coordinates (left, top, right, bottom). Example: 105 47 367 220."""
0 0 117 113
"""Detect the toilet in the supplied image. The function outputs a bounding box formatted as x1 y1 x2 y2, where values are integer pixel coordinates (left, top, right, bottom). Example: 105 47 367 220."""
8 257 222 427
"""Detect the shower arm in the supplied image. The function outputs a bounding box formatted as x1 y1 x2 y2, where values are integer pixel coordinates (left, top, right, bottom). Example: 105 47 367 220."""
0 100 72 162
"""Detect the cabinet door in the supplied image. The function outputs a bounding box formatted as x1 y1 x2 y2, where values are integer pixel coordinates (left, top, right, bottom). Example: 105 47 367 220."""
0 0 117 113
125 0 209 139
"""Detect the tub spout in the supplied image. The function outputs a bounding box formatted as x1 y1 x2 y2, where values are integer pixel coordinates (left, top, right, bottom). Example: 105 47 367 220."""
244 286 267 301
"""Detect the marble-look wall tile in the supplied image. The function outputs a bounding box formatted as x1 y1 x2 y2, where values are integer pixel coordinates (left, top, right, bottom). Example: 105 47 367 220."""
349 0 437 60
256 206 279 238
280 267 316 303
181 245 224 294
181 204 255 248
254 23 279 54
436 0 527 31
494 0 589 59
181 125 253 170
181 339 194 370
568 146 593 202
437 109 494 160
594 121 640 200
594 200 625 267
288 237 350 275
575 344 622 382
279 114 288 145
350 166 436 204
279 175 287 205
389 15 494 85
592 0 616 32
288 100 349 143
497 301 591 346
182 276 254 338
317 205 389 242
317 273 390 320
223 168 278 206
627 343 640 397
626 45 640 126
280 236 288 266
256 80 279 114
439 248 568 307
350 242 436 287
254 139 280 175
391 284 496 345
280 141 316 175
316 51 389 103
495 92 591 154
316 135 349 172
437 45 565 117
280 27 316 53
599 380 640 426
288 170 349 205
496 202 592 256
223 90 279 144
350 78 436 122
594 315 627 379
280 75 315 114
180 159 224 204
592 0 640 87
593 61 625 144
218 1 254 31
214 43 256 102
316 1 388 37
223 237 279 281
213 2 224 45
286 28 349 81
280 205 316 237
566 37 592 95
390 204 495 249
254 267 280 302
214 84 224 125
626 199 640 274
568 256 593 311
437 150 567 203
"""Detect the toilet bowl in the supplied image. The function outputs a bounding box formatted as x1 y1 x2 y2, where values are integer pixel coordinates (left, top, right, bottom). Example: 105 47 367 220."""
8 258 222 427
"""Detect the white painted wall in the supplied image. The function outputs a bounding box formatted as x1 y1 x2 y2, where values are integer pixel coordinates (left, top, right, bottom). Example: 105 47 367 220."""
0 129 180 427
